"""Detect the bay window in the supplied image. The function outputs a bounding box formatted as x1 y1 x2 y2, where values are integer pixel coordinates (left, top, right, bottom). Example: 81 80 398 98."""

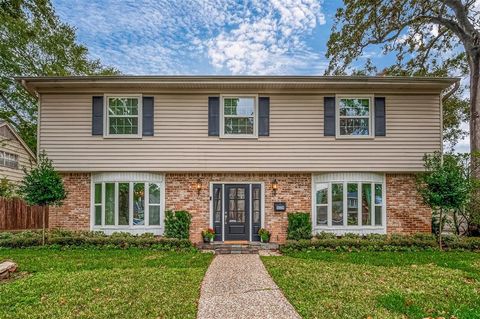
91 173 164 235
313 173 386 234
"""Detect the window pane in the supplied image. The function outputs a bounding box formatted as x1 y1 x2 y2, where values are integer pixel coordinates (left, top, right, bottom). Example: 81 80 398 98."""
108 97 138 116
109 117 138 135
332 183 344 226
316 206 327 226
214 187 222 223
375 184 383 204
94 206 102 226
94 183 102 204
253 188 260 224
149 183 161 204
347 183 358 226
316 183 328 205
134 183 145 225
375 206 382 226
149 205 160 225
362 183 372 225
105 183 115 225
118 183 129 225
224 117 254 135
224 97 254 116
339 98 370 116
339 118 369 136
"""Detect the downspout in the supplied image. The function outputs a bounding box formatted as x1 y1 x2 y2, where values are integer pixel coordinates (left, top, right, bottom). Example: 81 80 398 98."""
442 80 460 102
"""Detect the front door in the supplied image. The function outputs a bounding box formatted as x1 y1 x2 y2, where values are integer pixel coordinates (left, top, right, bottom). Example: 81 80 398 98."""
224 184 250 240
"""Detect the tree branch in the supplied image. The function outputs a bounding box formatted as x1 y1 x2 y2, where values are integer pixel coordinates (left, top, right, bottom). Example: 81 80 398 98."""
0 90 27 125
439 0 477 35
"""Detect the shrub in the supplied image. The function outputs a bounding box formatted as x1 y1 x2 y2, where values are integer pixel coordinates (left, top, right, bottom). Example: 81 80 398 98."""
164 210 192 239
287 212 312 240
0 177 15 198
282 233 444 253
0 229 193 250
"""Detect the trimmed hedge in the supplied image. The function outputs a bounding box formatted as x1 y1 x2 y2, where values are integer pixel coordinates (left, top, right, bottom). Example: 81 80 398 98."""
164 210 192 239
0 229 194 250
287 212 312 240
281 233 480 252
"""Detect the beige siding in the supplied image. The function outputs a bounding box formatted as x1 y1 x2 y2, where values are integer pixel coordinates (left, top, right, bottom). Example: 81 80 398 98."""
0 133 33 184
39 92 441 172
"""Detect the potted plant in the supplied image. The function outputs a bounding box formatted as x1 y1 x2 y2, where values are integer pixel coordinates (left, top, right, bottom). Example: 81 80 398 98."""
202 228 215 243
258 228 271 243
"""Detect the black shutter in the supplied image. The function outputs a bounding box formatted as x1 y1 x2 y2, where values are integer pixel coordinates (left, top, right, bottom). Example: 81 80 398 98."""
92 96 103 136
324 96 335 136
258 97 270 136
208 96 220 136
142 96 154 136
375 97 386 136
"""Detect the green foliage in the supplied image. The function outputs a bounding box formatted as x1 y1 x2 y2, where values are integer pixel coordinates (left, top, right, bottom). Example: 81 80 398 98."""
287 212 312 240
0 176 15 198
164 210 192 239
0 229 194 250
18 150 66 206
416 151 471 211
0 0 119 152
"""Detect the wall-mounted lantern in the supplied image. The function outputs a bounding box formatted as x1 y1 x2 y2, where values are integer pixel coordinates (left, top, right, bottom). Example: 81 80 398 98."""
195 179 202 195
271 179 278 195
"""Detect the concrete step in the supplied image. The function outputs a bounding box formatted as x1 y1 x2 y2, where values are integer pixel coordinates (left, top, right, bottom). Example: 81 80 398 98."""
198 242 279 254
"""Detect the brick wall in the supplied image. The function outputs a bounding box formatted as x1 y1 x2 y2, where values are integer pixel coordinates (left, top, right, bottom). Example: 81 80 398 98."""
49 173 90 230
165 173 311 244
386 173 431 233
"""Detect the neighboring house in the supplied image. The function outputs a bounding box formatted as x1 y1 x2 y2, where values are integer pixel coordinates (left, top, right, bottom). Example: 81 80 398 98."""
0 120 35 185
18 76 457 243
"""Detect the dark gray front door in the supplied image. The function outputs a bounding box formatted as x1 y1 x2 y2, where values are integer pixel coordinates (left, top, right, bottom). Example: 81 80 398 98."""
224 184 250 240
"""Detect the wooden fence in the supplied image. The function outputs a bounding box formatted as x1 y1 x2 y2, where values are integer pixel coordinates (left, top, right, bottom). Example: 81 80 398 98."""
0 198 48 231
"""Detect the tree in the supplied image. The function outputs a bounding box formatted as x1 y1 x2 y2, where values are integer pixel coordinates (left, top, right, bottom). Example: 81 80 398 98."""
327 0 480 169
0 177 15 198
0 0 118 152
18 150 66 244
416 152 471 248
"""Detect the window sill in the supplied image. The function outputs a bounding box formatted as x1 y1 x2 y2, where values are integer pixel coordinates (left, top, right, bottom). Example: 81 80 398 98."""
335 135 375 140
102 135 143 139
313 226 386 235
219 135 259 139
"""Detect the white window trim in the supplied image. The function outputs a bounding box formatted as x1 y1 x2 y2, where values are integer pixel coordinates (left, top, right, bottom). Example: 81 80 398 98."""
220 94 258 138
90 173 165 235
335 95 374 139
311 173 387 235
104 94 143 138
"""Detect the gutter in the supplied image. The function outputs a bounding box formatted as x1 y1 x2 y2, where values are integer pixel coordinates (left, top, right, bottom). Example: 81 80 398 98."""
442 79 460 102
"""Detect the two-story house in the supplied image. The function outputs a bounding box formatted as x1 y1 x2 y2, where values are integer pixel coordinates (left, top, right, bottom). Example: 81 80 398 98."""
18 76 457 243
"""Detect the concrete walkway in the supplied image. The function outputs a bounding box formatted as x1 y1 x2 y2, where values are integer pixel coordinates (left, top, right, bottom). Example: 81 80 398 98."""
197 254 301 319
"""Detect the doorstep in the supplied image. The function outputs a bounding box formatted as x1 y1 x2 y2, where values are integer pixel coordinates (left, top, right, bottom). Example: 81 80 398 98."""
197 241 279 255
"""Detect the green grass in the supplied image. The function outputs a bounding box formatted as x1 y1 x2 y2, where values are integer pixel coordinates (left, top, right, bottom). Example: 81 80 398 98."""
0 248 213 319
262 251 480 319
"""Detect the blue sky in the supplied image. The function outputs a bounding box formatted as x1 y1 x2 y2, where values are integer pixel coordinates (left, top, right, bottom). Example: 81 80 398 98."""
52 0 395 75
51 0 470 152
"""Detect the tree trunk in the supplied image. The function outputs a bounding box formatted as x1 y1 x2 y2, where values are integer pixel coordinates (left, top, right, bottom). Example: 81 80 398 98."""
42 205 45 246
438 208 443 250
470 52 480 178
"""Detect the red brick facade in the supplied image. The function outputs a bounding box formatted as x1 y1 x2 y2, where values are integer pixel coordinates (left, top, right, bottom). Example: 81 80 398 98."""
165 173 311 244
49 172 431 243
49 173 90 230
386 173 431 233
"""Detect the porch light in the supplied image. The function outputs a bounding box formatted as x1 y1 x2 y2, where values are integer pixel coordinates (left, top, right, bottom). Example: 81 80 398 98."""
195 179 202 194
272 179 278 195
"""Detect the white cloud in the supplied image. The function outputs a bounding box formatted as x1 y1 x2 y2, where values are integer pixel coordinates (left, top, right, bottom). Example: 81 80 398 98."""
52 0 327 75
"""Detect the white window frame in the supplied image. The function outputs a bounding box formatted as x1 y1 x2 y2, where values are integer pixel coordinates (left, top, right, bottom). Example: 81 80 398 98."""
104 94 143 138
336 95 374 139
90 173 165 235
220 94 258 138
311 173 386 235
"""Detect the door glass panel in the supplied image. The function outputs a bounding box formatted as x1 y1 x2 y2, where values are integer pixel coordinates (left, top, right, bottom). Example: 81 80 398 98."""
253 187 260 224
214 187 222 223
362 183 372 225
237 188 245 199
228 187 246 223
332 183 344 226
133 183 145 225
347 183 358 226
118 183 129 225
105 183 115 225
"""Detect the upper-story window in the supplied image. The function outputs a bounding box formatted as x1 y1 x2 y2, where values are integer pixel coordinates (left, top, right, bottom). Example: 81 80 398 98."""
337 97 372 137
0 151 18 169
105 96 142 137
221 96 257 137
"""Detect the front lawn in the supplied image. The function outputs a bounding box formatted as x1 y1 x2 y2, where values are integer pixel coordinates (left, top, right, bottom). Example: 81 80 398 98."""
0 248 213 319
262 251 480 319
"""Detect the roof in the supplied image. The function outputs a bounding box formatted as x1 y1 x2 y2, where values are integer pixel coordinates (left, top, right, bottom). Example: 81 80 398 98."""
0 121 36 160
16 75 459 96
